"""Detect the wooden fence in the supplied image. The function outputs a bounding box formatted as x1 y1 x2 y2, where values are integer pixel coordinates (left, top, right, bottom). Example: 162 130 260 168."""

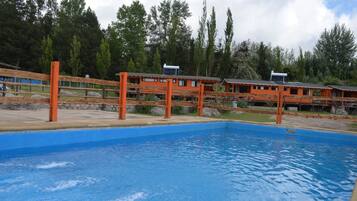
1 62 357 124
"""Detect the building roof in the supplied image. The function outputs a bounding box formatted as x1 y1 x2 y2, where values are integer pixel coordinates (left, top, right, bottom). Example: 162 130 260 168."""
329 85 357 92
283 82 329 89
224 79 329 89
0 62 21 70
127 72 221 81
224 79 278 86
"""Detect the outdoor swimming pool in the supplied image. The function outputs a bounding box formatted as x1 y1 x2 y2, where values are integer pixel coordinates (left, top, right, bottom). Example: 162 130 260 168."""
0 122 356 201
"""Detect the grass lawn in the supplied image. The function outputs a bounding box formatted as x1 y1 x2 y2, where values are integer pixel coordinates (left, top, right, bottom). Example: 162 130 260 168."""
217 112 275 123
350 123 357 132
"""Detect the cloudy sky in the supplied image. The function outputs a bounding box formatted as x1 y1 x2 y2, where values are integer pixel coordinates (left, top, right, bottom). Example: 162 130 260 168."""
86 0 357 51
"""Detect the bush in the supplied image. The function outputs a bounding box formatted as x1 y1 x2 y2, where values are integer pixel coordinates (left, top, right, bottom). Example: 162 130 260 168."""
172 106 183 115
236 100 248 108
213 83 225 92
135 94 157 114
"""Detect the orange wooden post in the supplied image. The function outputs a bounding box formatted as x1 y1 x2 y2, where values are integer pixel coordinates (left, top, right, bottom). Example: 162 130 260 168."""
197 84 205 116
276 85 284 124
119 72 128 120
165 79 173 119
49 61 60 122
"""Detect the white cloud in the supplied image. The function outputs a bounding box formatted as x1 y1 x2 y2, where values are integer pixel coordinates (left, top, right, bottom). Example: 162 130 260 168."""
85 0 357 51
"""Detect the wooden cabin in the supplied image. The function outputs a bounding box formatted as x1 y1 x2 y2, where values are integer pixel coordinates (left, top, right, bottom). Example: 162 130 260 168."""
329 85 357 98
223 79 331 105
128 73 221 94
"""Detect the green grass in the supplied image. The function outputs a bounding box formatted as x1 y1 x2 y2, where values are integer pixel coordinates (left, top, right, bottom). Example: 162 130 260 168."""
217 112 275 123
350 123 357 132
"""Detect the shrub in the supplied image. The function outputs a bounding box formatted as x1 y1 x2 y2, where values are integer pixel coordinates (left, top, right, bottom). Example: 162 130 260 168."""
135 94 157 114
172 106 183 115
236 100 248 108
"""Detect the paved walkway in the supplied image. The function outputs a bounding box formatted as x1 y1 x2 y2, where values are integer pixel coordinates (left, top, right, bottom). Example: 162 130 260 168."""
0 109 218 132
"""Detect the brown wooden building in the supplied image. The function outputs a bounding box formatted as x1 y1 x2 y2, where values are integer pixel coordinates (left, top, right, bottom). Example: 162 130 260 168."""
128 73 221 93
223 79 331 105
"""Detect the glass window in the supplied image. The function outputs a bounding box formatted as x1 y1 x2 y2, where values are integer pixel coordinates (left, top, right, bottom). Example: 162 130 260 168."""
191 81 198 87
291 88 298 95
179 80 186 86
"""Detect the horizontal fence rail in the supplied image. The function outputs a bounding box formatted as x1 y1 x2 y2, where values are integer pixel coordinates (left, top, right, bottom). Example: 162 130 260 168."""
1 65 357 123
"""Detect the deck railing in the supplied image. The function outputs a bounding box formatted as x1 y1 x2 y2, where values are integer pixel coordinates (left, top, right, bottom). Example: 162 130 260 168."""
1 62 357 123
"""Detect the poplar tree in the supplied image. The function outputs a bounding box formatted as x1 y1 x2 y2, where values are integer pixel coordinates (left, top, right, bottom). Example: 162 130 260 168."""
39 35 53 73
206 7 216 76
127 58 136 72
69 35 81 76
193 0 207 76
221 8 233 78
96 39 111 79
152 48 162 74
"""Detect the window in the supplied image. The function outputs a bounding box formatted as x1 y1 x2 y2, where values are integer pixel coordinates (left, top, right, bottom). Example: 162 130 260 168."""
143 78 155 82
271 87 277 91
303 89 309 95
263 86 269 90
290 88 298 95
179 80 186 86
191 80 198 87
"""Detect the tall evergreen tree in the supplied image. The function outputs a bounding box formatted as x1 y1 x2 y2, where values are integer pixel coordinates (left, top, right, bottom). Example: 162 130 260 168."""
256 42 271 80
206 7 216 76
296 48 306 82
69 35 81 76
193 0 207 76
39 35 53 73
96 39 111 79
220 8 233 78
272 47 283 72
315 24 357 80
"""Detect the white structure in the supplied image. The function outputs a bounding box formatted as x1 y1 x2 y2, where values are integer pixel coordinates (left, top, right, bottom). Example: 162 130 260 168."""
270 70 287 83
163 64 180 75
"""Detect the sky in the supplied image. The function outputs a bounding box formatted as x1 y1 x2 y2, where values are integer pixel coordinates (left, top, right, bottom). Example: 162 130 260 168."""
85 0 357 52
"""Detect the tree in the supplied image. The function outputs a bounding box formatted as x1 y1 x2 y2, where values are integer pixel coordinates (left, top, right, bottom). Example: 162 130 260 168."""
272 46 283 72
231 41 259 80
69 35 81 76
96 39 111 79
127 58 135 72
55 0 102 75
39 35 53 73
152 48 161 73
193 0 207 76
315 24 357 80
167 16 179 64
296 48 306 82
220 8 234 78
206 7 216 76
256 42 271 80
114 1 147 72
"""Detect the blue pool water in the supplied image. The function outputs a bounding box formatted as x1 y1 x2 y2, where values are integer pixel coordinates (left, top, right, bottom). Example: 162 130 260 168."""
0 122 356 201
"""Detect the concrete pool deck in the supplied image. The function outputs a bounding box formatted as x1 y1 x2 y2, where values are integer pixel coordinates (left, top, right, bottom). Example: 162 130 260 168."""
0 109 356 134
0 109 220 132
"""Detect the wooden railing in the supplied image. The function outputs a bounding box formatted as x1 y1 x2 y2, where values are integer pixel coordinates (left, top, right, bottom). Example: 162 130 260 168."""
1 66 357 123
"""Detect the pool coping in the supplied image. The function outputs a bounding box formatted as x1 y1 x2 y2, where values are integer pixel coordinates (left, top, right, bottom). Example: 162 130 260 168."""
0 117 356 135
